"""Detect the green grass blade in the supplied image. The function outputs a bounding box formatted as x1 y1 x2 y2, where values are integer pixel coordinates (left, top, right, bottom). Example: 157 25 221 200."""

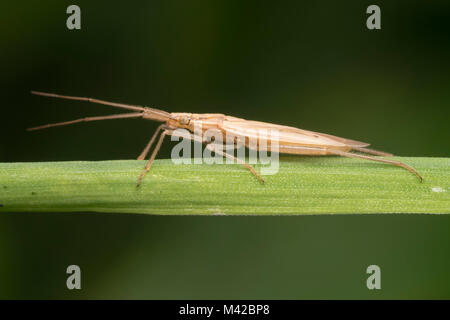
0 156 448 214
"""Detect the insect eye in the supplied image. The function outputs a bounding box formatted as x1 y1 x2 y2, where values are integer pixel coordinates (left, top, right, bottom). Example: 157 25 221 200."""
180 116 189 125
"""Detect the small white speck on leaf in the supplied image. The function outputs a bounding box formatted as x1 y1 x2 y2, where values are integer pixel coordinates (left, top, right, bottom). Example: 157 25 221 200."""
431 187 445 193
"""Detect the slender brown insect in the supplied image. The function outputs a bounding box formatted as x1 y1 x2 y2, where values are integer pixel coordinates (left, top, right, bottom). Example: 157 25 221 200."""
28 91 423 186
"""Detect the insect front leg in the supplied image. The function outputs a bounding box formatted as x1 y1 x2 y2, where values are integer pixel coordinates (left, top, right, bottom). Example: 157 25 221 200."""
137 124 167 160
136 129 170 187
136 128 201 187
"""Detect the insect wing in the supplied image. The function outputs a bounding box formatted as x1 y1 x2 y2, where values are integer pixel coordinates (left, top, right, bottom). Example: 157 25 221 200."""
220 117 354 149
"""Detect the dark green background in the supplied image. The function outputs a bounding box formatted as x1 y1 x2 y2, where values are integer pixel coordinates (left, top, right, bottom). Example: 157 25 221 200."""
1 1 449 299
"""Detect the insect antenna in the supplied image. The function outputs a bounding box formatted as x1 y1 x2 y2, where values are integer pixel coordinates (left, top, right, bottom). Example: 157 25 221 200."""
27 112 144 131
31 91 145 112
29 91 175 130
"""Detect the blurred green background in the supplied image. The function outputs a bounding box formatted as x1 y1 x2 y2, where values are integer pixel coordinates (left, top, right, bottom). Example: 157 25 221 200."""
0 0 449 299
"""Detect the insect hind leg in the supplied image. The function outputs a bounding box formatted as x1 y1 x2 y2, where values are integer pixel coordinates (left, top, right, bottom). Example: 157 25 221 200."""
351 146 393 157
327 149 423 182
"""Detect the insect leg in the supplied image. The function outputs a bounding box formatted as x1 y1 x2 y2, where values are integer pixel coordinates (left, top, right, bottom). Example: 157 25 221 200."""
137 124 167 160
351 146 393 157
205 143 264 183
166 130 264 183
136 128 208 187
327 149 423 182
136 130 169 187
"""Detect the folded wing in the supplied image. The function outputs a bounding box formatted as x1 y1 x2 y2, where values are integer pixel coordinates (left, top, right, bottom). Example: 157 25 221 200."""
220 116 369 149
